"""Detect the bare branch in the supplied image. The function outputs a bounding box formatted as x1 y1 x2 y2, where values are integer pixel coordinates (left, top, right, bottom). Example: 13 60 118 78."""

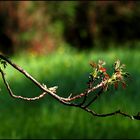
0 55 46 91
81 108 135 120
0 69 48 101
61 81 104 102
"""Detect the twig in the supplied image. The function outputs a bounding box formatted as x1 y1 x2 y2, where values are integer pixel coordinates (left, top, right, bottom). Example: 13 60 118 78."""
83 88 103 108
0 69 47 101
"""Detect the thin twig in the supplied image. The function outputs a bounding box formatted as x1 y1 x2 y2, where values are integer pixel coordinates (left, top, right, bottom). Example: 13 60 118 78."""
0 69 47 101
81 107 134 120
61 81 104 102
83 88 103 108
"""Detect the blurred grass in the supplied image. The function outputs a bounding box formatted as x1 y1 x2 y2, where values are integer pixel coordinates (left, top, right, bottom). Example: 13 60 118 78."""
0 45 140 139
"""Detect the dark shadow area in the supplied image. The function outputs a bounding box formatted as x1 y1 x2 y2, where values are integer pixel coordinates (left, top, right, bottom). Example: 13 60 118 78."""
96 2 140 46
0 33 14 55
0 2 18 55
64 1 94 49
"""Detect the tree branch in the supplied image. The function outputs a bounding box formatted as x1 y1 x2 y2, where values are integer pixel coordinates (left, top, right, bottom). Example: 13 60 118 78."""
0 54 139 120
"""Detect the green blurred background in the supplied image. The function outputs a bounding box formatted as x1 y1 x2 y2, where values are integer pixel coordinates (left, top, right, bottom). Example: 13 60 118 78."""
0 1 140 139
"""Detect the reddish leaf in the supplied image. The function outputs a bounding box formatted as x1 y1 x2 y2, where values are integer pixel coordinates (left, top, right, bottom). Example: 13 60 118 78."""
122 82 126 89
114 82 118 90
103 74 110 81
99 67 106 73
104 73 110 79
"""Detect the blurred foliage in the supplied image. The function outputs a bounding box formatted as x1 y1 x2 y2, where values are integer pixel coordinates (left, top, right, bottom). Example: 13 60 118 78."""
0 2 140 138
0 1 140 55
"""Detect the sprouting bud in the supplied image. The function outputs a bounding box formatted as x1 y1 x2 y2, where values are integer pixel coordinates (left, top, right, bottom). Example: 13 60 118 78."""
89 59 129 92
114 60 120 71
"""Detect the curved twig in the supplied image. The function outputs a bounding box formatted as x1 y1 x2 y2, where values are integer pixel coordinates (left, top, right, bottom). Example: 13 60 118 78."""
0 69 47 101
